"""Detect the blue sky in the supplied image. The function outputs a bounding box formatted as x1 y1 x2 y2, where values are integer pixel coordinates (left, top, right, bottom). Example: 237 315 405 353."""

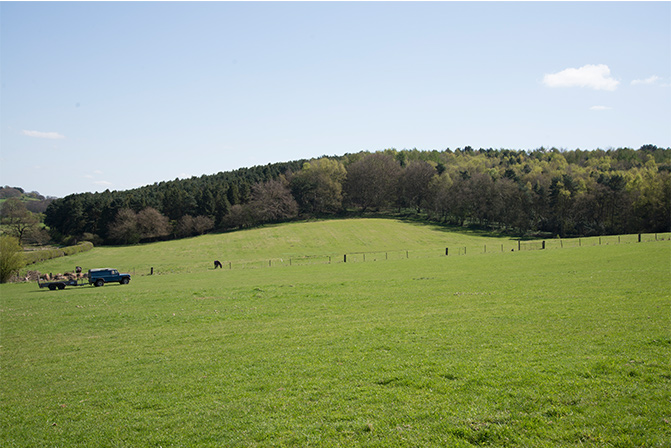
1 1 670 198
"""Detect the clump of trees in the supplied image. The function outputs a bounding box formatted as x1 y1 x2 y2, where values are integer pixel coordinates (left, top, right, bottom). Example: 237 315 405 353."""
42 145 670 245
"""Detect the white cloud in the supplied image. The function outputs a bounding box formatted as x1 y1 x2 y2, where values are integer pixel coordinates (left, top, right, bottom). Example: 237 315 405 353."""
21 129 66 139
94 180 113 186
590 105 612 111
631 75 661 85
543 64 619 91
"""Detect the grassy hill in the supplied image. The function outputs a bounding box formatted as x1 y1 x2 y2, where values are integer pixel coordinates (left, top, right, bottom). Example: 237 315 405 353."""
2 219 670 447
26 218 522 275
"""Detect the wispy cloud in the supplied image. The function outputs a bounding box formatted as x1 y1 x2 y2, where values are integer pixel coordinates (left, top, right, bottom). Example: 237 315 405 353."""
543 64 619 91
631 75 661 85
590 105 612 111
85 170 104 180
94 180 113 186
21 129 66 139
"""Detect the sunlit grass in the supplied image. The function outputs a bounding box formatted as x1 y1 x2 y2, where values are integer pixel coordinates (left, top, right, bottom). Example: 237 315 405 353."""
25 218 521 275
2 220 670 447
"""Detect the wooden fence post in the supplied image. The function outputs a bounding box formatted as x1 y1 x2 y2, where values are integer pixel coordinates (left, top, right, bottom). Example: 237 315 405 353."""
638 234 641 243
344 254 347 263
542 241 545 250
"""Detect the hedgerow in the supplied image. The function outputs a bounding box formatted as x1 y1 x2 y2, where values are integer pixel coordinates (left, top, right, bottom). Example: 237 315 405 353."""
23 241 94 265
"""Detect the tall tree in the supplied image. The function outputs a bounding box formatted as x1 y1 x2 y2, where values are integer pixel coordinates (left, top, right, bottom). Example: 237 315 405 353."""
397 160 436 213
344 153 401 212
290 158 347 214
108 208 141 245
250 177 299 223
136 207 171 241
0 198 39 245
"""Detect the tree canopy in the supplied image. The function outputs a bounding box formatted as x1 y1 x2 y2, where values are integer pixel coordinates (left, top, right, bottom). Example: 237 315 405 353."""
43 145 670 244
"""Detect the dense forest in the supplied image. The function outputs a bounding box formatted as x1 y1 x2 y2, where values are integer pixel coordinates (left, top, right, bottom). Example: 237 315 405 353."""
42 145 670 245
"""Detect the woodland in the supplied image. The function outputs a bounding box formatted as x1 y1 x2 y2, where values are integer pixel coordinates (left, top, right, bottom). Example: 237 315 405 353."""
38 145 670 245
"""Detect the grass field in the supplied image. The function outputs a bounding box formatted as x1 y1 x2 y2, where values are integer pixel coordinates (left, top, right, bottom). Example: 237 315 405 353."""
1 219 670 447
21 218 524 275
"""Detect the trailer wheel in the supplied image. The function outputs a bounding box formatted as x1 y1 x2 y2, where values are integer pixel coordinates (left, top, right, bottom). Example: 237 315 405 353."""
49 284 57 290
94 279 104 287
58 284 65 290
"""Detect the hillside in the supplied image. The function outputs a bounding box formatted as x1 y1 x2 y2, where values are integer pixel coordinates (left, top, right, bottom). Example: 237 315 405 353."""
26 218 519 276
0 186 54 213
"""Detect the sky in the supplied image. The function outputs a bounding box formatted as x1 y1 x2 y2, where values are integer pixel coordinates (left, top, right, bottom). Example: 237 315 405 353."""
1 1 670 198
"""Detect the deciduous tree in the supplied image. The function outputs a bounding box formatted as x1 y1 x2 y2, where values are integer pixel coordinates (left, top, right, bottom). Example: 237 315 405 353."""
397 160 436 212
250 177 298 223
0 198 39 245
290 158 346 214
136 207 171 240
344 153 401 212
108 208 140 245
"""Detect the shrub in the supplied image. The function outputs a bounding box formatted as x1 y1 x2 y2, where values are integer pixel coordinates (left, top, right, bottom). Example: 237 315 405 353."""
0 236 25 283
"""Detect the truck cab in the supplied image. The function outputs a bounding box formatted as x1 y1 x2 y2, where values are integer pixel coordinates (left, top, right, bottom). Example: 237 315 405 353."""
88 268 131 287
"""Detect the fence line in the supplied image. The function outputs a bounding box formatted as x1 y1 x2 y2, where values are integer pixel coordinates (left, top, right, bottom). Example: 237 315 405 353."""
140 232 670 275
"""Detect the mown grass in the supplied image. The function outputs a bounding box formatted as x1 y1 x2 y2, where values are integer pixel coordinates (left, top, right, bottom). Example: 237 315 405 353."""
1 219 670 447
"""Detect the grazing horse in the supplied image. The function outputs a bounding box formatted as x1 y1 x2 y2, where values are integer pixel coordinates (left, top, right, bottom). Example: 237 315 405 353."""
214 260 223 269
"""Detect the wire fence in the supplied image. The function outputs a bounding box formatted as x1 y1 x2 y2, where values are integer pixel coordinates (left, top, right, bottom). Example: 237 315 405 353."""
140 232 669 275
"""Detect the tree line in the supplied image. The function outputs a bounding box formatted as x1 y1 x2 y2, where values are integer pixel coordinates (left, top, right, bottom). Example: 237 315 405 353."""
42 145 670 245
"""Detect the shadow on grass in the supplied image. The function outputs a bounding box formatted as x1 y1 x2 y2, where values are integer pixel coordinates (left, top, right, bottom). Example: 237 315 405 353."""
29 282 130 294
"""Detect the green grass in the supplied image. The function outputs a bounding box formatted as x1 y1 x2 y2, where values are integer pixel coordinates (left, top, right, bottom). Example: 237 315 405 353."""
23 218 521 275
2 219 670 447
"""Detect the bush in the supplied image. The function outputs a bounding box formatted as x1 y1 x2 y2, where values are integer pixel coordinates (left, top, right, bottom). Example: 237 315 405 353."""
0 236 25 283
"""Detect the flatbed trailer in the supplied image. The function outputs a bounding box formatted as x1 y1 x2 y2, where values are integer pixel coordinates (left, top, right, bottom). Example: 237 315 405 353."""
37 278 85 290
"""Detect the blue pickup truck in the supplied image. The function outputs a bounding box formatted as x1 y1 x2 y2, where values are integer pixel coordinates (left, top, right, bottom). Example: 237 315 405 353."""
88 268 131 287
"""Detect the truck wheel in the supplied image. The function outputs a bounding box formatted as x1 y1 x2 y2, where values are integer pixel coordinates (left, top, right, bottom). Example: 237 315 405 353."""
120 278 130 285
94 279 104 287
